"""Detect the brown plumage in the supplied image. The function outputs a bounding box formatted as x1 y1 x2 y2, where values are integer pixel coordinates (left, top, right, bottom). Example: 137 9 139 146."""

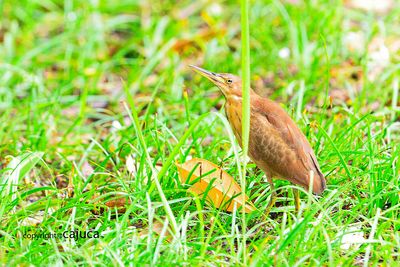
190 65 326 213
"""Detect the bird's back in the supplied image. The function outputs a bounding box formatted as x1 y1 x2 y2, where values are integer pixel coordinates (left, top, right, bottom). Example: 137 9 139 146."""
225 93 326 194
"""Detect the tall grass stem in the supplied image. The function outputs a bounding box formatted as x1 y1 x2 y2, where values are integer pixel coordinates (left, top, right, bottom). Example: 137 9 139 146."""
241 0 251 264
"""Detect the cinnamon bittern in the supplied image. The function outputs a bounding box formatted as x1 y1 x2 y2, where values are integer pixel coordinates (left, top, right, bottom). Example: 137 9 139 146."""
190 65 326 215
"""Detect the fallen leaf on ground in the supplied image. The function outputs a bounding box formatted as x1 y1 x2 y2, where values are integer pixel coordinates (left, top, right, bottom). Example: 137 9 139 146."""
105 196 131 213
329 88 350 103
138 218 173 242
176 158 256 213
90 194 132 214
172 27 226 55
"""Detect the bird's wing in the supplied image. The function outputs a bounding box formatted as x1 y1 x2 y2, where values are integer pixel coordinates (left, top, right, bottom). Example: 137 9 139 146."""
253 98 325 192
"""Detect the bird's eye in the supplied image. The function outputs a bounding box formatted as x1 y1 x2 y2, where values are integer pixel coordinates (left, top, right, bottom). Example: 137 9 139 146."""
226 79 233 84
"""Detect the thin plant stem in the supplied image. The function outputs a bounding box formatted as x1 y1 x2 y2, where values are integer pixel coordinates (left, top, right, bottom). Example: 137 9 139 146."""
241 0 251 264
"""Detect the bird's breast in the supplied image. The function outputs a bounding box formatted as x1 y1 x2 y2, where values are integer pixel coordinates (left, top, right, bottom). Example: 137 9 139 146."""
225 98 243 143
225 98 297 174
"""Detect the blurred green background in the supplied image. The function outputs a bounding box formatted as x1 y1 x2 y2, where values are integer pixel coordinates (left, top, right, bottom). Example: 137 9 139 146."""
1 0 399 265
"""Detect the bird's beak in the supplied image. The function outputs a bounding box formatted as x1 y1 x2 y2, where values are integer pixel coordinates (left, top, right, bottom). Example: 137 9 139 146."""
189 65 225 86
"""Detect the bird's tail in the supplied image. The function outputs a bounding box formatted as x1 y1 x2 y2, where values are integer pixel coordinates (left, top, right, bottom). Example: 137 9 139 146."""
309 155 326 194
311 172 326 195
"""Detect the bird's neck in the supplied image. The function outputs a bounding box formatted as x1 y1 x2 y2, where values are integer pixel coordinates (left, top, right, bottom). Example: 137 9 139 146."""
225 88 257 102
226 94 242 102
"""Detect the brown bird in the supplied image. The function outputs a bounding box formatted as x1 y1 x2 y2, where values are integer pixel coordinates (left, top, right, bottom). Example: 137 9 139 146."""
190 65 326 214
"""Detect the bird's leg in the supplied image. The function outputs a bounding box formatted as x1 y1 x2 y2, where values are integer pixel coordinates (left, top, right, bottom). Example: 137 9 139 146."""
249 166 263 196
293 188 301 212
265 176 277 217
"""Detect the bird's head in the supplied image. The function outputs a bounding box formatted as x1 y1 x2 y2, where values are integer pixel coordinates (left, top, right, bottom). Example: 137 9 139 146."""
190 65 243 98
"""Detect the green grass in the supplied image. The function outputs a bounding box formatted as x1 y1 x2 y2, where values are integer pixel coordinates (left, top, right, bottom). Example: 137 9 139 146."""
1 0 400 266
241 0 251 264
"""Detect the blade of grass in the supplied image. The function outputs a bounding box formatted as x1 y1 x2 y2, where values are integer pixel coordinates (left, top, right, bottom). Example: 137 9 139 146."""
122 98 178 235
318 125 351 178
124 84 210 235
1 152 44 202
364 208 381 267
241 0 251 264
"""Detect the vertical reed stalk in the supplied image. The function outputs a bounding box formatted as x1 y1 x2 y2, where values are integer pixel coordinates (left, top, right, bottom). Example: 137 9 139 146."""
240 0 250 264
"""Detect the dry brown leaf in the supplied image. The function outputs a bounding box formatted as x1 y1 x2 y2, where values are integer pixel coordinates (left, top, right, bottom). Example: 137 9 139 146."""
329 88 350 103
105 196 131 213
172 27 226 55
172 39 198 54
176 158 256 213
90 194 132 214
138 218 172 242
106 197 131 212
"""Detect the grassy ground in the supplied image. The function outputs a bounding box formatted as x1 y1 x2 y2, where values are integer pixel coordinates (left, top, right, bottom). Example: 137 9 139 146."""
1 0 399 266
